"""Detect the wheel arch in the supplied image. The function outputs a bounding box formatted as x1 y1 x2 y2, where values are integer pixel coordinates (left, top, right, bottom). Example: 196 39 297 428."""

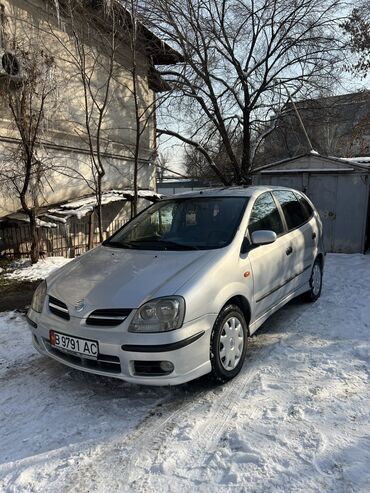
316 252 324 269
221 295 251 334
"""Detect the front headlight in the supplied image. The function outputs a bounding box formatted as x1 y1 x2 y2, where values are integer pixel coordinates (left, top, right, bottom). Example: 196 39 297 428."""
128 296 185 333
31 280 47 313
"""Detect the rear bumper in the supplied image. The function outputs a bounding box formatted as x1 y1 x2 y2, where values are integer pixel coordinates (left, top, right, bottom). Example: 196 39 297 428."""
27 310 216 386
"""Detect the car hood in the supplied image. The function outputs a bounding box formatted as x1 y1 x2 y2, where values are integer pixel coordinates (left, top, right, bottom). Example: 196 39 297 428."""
47 245 218 310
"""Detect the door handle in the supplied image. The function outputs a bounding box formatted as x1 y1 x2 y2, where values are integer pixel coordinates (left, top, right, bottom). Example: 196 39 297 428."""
286 246 293 256
312 232 317 240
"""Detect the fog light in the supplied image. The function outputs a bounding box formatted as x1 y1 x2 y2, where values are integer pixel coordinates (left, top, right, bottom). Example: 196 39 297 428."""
159 361 174 373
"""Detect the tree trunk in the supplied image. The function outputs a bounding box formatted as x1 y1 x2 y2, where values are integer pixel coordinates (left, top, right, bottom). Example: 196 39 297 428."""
88 212 95 250
29 210 40 264
132 144 139 218
20 186 40 264
241 87 251 181
94 173 103 242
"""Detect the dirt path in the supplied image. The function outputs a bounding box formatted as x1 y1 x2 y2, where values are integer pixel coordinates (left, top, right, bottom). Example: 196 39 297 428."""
0 278 38 312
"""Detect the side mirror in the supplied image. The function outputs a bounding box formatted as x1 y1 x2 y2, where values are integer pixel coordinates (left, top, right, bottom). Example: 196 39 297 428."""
251 230 277 246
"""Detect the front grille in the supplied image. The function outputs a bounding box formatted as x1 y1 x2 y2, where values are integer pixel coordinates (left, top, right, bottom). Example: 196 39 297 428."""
86 308 132 326
49 296 70 320
44 339 121 374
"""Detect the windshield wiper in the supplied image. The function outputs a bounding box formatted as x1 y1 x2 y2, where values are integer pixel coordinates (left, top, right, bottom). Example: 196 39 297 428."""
104 237 199 250
103 240 135 249
156 240 200 250
127 237 200 250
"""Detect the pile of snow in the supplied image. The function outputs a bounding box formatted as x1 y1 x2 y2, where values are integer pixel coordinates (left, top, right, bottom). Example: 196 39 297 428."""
0 254 369 492
5 256 72 281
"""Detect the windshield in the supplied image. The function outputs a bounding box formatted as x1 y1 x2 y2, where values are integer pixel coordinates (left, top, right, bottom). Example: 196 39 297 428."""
103 197 249 251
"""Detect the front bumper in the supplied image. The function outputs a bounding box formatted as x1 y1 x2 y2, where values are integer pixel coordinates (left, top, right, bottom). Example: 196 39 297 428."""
26 309 216 386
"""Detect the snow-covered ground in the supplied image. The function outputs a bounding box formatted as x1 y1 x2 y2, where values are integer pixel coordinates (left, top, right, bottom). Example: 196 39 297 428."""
0 254 369 492
4 257 72 281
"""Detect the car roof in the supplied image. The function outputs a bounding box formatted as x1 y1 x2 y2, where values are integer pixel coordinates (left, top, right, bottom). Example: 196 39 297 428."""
164 185 297 199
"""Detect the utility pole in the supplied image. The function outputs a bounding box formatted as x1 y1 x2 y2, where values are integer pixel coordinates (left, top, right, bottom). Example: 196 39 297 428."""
281 82 315 152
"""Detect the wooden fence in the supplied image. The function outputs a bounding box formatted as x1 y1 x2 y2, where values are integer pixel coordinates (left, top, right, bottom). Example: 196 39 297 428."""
0 219 125 259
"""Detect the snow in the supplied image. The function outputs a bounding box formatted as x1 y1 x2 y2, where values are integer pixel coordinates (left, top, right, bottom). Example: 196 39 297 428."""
260 168 354 174
5 213 58 228
5 257 72 281
41 214 67 224
340 156 370 163
0 253 370 492
47 189 162 220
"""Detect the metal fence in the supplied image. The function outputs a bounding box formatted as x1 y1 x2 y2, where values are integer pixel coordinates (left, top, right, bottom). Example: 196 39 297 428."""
0 219 125 259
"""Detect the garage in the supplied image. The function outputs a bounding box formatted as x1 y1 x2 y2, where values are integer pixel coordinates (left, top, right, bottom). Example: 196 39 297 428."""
252 153 370 253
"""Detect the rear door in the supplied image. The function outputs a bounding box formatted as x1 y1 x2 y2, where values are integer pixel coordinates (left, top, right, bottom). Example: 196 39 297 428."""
273 190 317 288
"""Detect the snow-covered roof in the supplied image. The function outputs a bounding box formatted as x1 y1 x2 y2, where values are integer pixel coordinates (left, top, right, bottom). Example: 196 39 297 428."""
259 168 354 174
0 189 162 225
253 153 370 173
4 213 58 228
47 189 161 220
338 157 370 166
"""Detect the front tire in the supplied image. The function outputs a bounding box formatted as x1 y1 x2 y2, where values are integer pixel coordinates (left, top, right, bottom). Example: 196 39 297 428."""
304 259 323 302
210 305 248 383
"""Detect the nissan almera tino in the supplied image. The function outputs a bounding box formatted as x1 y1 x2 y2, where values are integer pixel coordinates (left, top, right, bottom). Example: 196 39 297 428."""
27 186 324 385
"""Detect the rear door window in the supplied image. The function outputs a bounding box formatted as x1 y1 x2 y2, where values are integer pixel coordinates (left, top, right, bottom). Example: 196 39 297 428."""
248 192 284 235
274 190 309 230
294 193 314 220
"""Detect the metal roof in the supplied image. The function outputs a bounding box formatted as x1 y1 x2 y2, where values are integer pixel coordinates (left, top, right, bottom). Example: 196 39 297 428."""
164 185 296 199
253 153 370 173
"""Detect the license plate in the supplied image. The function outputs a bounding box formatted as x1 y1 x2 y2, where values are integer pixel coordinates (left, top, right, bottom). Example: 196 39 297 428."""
50 330 99 359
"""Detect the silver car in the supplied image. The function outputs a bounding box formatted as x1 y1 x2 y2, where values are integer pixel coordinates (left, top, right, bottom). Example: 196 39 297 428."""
27 186 324 385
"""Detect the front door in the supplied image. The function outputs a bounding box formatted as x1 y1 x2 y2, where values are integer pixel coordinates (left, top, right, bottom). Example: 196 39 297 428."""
246 192 294 320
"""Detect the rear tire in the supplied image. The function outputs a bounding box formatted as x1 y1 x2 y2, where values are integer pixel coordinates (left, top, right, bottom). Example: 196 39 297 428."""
304 259 323 302
210 304 248 383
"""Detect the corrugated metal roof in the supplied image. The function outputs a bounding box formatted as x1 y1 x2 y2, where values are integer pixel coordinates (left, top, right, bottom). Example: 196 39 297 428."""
253 153 370 173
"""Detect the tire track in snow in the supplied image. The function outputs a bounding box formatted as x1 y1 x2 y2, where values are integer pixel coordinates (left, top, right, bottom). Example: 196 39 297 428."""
64 345 271 492
67 388 212 492
128 301 317 492
128 340 279 492
68 302 313 492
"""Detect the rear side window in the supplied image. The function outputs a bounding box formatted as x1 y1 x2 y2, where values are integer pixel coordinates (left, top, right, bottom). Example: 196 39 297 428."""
248 192 284 235
274 190 309 230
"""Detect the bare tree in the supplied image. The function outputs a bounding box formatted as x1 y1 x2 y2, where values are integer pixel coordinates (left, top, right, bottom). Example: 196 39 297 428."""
342 4 370 78
115 0 177 216
50 0 119 241
126 0 160 217
148 0 346 184
49 0 171 230
0 39 57 263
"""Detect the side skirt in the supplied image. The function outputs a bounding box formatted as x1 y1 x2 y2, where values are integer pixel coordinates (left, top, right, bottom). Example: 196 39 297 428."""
249 281 309 335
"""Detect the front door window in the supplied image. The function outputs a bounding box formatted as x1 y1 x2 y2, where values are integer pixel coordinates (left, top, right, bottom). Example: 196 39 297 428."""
248 192 284 236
